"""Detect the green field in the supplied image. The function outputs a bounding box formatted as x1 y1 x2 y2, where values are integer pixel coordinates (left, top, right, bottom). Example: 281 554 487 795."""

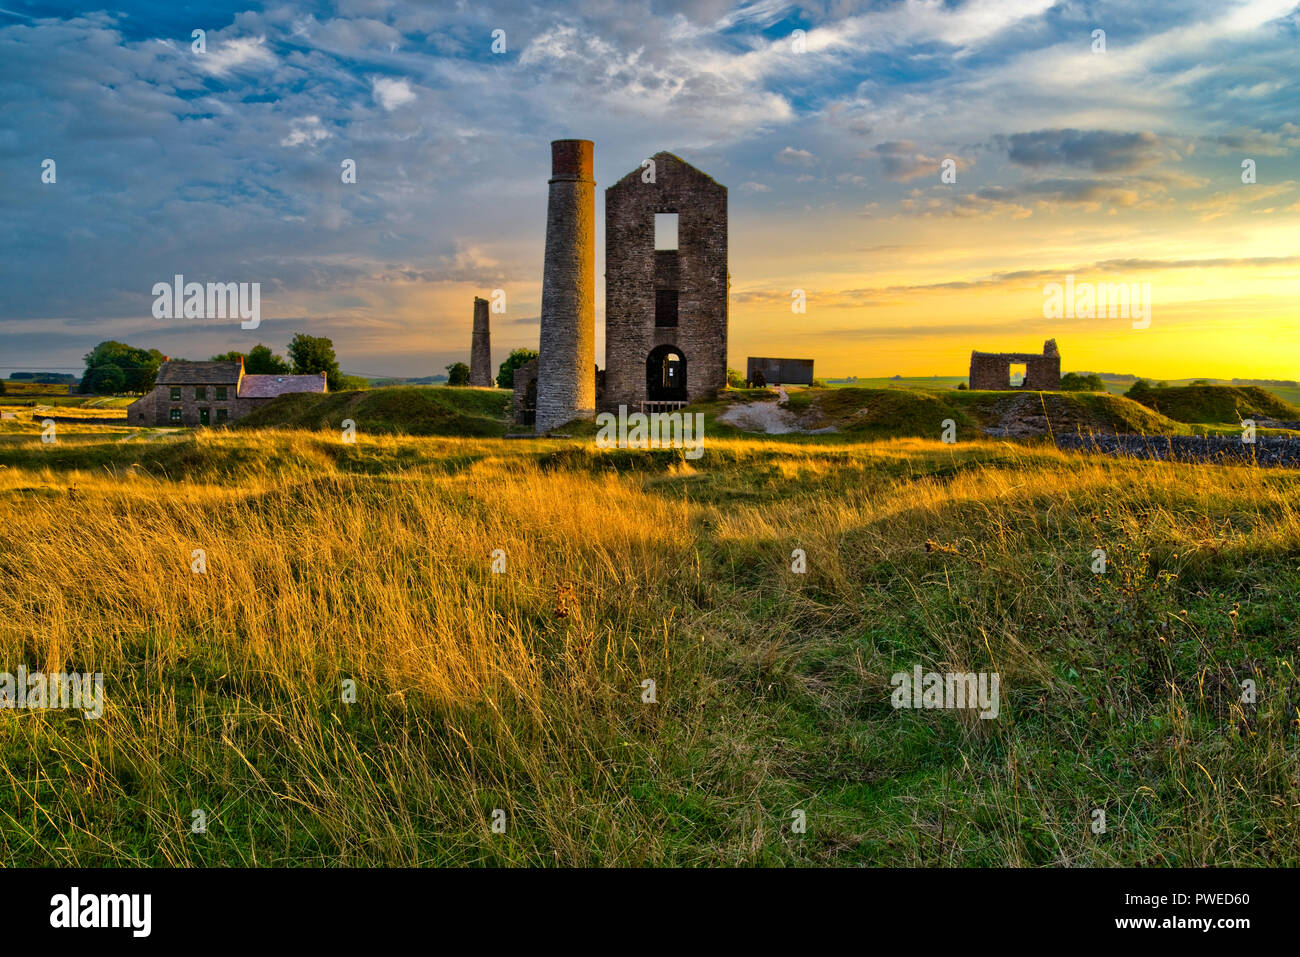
1 396 1298 866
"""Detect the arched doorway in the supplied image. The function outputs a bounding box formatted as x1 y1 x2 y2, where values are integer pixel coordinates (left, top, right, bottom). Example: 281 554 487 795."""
646 345 687 401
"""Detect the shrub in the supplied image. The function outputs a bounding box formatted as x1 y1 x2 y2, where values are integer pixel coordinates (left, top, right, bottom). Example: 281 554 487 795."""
1060 372 1105 392
446 362 470 386
497 349 538 390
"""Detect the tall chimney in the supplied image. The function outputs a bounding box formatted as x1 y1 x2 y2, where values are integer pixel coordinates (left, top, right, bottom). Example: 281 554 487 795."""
535 138 595 433
469 296 493 387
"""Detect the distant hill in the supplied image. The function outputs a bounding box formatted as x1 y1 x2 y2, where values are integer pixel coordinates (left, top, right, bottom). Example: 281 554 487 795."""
363 374 447 387
7 372 78 383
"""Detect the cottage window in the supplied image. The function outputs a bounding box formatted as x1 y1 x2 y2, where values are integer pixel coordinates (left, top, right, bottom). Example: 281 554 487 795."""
195 386 207 400
216 386 228 400
170 387 181 401
216 408 229 424
169 408 182 423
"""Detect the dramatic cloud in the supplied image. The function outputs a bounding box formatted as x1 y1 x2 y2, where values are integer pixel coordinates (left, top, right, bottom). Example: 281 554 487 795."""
1001 130 1169 173
1 0 1297 378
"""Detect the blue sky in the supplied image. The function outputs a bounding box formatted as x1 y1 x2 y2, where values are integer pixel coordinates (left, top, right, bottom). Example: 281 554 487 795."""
2 0 1298 379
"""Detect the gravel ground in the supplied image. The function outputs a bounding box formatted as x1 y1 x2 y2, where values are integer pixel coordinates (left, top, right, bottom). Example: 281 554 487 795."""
1056 433 1300 467
717 398 837 435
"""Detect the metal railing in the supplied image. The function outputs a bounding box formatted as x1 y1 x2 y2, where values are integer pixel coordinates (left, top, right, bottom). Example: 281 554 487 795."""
640 400 687 414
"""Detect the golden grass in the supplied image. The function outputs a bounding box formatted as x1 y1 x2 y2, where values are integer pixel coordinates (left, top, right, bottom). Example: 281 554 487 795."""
1 430 1298 865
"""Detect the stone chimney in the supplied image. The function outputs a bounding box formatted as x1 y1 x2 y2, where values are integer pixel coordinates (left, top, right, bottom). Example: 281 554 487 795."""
535 138 596 433
469 296 492 387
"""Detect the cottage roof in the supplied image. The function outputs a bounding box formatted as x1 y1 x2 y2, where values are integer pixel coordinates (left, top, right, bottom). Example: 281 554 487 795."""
238 373 328 398
156 361 242 385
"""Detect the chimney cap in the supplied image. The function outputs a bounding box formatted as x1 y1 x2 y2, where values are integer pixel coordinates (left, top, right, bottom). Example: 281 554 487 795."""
550 139 594 181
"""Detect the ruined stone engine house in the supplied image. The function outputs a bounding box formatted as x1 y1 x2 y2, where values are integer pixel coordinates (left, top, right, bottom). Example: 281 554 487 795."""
519 139 728 431
969 339 1061 391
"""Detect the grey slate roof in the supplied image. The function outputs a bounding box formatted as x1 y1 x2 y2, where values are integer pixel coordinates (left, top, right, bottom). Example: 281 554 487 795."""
238 373 328 398
155 361 242 385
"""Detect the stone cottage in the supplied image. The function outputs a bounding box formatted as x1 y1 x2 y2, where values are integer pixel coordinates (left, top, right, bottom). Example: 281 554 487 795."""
126 357 327 427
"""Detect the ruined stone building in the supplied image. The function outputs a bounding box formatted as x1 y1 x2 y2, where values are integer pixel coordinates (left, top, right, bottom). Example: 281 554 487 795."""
126 357 327 427
969 339 1061 391
604 151 728 413
746 357 813 387
469 296 492 387
518 140 728 431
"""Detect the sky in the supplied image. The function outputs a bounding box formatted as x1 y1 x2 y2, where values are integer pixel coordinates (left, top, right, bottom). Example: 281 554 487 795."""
1 0 1298 381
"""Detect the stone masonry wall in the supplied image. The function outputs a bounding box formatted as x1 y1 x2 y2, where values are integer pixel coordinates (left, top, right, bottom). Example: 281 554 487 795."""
969 340 1061 390
535 139 596 433
134 380 242 426
604 151 727 412
470 296 493 387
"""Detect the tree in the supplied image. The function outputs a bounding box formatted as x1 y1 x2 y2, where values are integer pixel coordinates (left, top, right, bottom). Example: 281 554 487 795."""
80 341 164 394
247 344 291 374
446 362 470 386
84 363 126 394
726 367 746 389
287 334 342 390
212 344 291 374
1126 379 1152 400
1060 372 1105 392
0 378 6 395
496 348 539 389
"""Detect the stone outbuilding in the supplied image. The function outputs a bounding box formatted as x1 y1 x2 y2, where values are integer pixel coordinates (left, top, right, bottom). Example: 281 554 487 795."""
746 357 813 387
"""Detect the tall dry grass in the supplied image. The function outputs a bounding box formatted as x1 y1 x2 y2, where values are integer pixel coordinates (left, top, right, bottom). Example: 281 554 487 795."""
1 430 1297 865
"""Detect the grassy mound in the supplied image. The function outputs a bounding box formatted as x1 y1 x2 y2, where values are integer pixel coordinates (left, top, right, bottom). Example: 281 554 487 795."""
772 387 1184 438
1128 385 1300 424
235 386 511 437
